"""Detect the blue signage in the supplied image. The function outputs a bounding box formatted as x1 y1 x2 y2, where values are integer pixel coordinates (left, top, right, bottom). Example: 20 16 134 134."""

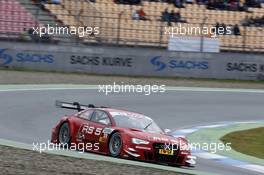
0 49 13 66
150 56 209 71
0 48 54 66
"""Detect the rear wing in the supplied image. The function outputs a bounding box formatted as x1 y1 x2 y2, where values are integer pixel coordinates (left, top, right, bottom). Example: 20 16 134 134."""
55 100 108 112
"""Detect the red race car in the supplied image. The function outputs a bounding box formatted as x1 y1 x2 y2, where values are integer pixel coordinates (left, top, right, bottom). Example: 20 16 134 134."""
51 101 196 167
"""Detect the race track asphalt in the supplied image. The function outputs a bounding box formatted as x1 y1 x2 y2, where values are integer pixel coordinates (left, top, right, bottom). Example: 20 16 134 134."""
0 88 263 175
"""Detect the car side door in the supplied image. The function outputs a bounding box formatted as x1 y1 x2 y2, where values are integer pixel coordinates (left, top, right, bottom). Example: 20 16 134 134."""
76 109 94 143
85 110 112 153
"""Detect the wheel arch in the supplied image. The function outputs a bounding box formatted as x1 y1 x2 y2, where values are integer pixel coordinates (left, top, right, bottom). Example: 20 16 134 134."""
57 118 75 143
106 129 123 154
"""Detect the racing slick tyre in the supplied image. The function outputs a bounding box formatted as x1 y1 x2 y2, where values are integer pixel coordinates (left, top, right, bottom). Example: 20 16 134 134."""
109 132 122 157
58 122 71 147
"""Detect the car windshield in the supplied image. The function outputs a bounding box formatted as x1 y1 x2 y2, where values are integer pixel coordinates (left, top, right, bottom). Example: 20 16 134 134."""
111 112 163 133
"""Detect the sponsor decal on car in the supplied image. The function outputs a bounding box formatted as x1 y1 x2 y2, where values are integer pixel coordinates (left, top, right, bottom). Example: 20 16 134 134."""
99 136 107 143
102 128 114 134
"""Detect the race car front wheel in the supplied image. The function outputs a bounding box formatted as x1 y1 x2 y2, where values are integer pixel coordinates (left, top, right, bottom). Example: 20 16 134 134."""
58 122 70 146
109 132 122 157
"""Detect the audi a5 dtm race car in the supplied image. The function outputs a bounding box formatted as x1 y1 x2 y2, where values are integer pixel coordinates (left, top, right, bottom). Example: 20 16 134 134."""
51 101 196 167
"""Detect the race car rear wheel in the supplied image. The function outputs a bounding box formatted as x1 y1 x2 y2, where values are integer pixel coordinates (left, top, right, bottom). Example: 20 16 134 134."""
58 122 70 146
109 132 122 157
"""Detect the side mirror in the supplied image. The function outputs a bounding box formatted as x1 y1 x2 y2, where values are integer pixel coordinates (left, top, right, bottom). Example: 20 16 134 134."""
164 129 171 133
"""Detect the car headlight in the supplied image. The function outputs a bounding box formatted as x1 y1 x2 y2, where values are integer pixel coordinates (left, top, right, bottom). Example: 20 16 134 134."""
132 138 149 145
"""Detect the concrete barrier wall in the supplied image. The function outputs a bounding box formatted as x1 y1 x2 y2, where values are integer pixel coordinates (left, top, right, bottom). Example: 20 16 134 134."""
1 41 264 80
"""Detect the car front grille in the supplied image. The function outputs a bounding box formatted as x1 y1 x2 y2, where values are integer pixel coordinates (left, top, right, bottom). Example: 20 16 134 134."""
152 143 178 164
